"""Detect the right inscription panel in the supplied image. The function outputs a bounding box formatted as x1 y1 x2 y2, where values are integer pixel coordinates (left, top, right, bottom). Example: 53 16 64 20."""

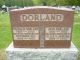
45 27 71 40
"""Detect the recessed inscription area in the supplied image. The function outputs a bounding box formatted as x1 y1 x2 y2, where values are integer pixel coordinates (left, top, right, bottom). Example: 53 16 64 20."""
13 27 71 40
13 27 39 40
45 27 71 40
20 14 64 21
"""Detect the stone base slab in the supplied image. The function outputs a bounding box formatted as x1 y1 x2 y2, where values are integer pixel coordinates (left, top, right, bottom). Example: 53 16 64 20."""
6 42 78 60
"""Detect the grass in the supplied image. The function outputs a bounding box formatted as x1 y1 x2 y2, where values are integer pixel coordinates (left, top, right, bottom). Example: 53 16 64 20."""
72 12 80 60
0 49 7 60
0 12 12 49
72 13 80 49
0 12 12 60
0 11 80 60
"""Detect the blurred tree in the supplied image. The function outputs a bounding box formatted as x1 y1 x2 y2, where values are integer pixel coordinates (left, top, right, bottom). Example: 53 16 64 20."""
0 0 5 7
0 0 80 7
77 0 80 6
23 0 34 6
45 0 57 6
32 0 42 5
5 0 33 7
56 0 68 6
67 0 78 6
33 0 57 6
5 0 12 6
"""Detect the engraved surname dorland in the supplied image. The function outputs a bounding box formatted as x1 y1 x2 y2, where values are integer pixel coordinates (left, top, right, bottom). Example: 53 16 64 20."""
20 14 64 21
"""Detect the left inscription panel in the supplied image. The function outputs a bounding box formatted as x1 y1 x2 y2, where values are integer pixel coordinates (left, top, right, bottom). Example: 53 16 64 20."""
13 27 39 40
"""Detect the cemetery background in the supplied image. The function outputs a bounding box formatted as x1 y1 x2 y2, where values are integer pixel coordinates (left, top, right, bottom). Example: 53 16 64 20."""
0 0 80 60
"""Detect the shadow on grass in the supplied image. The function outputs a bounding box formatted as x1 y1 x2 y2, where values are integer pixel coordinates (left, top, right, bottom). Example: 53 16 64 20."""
77 49 80 60
0 49 7 60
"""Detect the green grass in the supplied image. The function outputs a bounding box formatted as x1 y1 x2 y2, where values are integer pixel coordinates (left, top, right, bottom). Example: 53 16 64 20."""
72 24 80 48
72 13 80 60
0 12 12 49
72 13 80 49
0 11 80 60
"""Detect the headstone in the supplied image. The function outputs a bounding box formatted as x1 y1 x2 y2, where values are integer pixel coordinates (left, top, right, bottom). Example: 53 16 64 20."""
10 6 74 48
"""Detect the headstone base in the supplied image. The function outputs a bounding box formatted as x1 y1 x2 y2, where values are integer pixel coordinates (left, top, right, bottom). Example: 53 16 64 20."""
6 42 78 60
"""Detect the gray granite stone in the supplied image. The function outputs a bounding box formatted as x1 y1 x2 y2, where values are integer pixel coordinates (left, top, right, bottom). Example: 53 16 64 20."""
6 42 78 60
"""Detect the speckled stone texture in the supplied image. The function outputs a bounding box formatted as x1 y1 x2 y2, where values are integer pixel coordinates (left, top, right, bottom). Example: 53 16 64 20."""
6 42 78 60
